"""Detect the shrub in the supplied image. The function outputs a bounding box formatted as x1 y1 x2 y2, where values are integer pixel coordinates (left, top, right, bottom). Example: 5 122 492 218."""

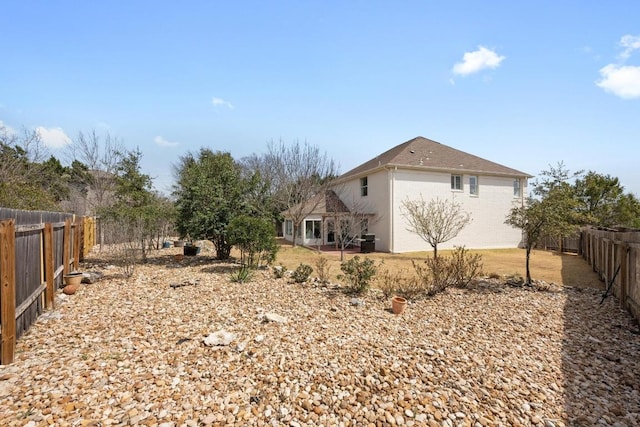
413 257 451 296
448 246 483 288
314 255 331 284
272 264 287 279
229 265 253 283
339 256 377 294
228 215 279 267
292 263 313 283
376 267 424 300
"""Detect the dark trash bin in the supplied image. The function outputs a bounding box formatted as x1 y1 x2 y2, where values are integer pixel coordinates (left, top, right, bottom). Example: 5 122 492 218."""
184 244 199 256
361 234 375 253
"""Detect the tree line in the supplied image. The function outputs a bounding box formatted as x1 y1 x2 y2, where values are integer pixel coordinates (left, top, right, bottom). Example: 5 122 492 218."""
506 162 640 283
2 124 639 281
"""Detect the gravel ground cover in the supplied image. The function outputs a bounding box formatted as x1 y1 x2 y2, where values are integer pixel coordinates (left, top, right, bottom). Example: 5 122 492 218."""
1 248 639 427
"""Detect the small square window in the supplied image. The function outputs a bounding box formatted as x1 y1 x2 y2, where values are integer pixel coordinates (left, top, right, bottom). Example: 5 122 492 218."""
469 176 478 195
360 176 368 197
451 174 462 191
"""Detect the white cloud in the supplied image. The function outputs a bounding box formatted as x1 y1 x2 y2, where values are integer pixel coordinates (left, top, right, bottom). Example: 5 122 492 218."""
452 46 505 76
212 97 235 109
596 64 640 99
596 35 640 99
154 136 180 147
619 34 640 60
36 126 71 149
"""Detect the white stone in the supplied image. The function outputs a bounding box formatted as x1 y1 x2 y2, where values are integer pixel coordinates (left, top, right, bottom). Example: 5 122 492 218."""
264 312 288 323
203 330 235 347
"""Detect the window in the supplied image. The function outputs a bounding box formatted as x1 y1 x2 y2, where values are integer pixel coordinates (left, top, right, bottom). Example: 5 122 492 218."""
451 174 462 191
469 176 478 195
305 220 321 239
360 176 368 196
285 220 293 236
513 179 521 197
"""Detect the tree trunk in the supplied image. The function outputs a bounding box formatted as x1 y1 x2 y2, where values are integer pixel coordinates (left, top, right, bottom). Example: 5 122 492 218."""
525 245 532 284
214 238 232 260
291 224 298 247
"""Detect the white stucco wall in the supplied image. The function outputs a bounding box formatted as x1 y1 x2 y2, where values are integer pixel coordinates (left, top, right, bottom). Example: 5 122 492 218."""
390 169 526 253
334 169 391 251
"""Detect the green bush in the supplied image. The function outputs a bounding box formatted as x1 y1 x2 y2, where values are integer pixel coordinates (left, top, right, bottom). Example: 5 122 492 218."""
292 263 313 283
228 215 279 267
229 265 253 283
339 256 377 294
272 264 287 279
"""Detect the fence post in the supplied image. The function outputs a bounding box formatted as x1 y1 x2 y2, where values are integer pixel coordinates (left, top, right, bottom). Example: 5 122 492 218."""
620 243 629 310
43 223 55 310
73 218 81 269
63 218 71 276
0 220 16 365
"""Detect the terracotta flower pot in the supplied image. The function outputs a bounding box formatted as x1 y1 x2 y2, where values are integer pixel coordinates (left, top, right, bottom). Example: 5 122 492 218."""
63 273 83 287
391 296 407 314
63 283 79 295
174 254 184 262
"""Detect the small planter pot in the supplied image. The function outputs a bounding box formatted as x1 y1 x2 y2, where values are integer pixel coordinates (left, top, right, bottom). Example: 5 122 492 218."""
63 283 80 295
391 296 407 315
174 240 185 247
63 272 83 287
174 254 184 262
162 241 172 249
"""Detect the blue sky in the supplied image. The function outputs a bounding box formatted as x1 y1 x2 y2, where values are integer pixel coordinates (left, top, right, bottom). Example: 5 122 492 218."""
1 1 639 196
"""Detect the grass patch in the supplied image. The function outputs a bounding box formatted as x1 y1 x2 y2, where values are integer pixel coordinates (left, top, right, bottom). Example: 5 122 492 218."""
273 240 603 289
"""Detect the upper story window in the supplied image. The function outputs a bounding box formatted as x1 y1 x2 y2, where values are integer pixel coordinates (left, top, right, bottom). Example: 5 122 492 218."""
513 179 521 197
451 174 462 191
360 176 368 197
469 176 478 196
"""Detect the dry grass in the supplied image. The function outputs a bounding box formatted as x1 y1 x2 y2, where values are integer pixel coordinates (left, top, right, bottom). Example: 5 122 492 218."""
273 240 604 290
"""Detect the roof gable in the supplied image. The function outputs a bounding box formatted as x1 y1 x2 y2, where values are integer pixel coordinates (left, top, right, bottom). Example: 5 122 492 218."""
339 136 530 180
282 190 350 217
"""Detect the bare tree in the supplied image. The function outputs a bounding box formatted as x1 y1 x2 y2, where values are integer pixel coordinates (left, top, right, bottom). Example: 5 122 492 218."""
266 140 338 246
325 190 377 261
67 129 125 215
401 196 472 258
0 125 49 183
66 130 125 248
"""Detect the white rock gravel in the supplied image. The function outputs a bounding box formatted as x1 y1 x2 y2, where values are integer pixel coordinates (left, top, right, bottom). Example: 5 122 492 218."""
1 248 639 427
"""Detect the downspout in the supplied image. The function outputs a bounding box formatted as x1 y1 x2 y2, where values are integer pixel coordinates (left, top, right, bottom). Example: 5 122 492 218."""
389 166 395 253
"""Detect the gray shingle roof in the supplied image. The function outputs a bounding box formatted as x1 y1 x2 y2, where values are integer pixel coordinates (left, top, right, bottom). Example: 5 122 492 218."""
339 136 531 180
282 190 350 217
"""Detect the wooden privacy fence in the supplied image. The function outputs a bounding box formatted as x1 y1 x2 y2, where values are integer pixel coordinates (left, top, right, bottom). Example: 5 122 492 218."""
541 234 581 253
581 226 640 321
0 208 96 364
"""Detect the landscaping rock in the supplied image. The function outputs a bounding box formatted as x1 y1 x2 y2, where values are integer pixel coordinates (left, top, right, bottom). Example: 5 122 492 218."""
1 246 639 426
203 330 235 347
